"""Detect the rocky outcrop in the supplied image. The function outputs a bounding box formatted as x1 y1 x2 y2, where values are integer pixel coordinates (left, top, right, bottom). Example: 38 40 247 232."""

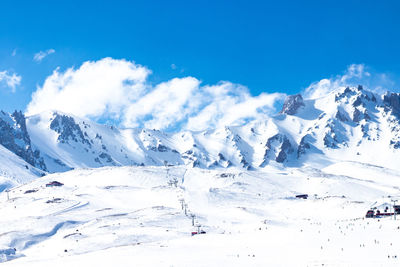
297 134 312 158
0 111 46 171
2 85 400 174
260 134 294 166
383 92 400 117
50 113 91 147
280 94 305 115
352 108 370 123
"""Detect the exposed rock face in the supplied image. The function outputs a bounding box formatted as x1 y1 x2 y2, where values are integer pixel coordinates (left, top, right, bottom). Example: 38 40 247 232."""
335 87 356 102
260 134 294 166
157 144 169 152
322 116 350 149
383 92 400 117
297 135 312 158
355 109 371 123
98 152 116 165
0 111 46 171
181 147 206 168
352 108 363 123
280 94 305 115
2 85 400 175
323 132 338 149
352 96 363 107
50 113 91 147
217 153 232 168
335 110 349 122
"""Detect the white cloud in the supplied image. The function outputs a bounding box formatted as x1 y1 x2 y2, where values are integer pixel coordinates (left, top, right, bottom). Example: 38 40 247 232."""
33 49 55 62
304 64 396 99
26 58 150 119
123 78 284 131
26 58 284 131
11 49 17 56
185 83 284 131
0 70 22 92
123 77 201 129
29 59 398 131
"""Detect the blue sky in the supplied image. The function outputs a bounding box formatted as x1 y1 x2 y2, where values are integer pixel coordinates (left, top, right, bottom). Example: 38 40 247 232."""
1 0 400 130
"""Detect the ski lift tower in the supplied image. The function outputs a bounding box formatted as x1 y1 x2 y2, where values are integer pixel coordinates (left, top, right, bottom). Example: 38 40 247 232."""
179 198 185 210
190 214 196 226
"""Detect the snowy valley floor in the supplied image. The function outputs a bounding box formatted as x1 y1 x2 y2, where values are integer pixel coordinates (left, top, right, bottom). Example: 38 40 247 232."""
1 163 400 266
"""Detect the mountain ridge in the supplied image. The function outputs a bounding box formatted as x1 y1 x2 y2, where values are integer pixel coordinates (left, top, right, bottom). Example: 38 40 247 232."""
1 85 399 185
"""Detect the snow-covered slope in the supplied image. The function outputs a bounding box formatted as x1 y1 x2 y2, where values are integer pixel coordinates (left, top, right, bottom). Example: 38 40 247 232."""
0 85 399 187
292 86 400 169
1 86 400 265
22 86 400 172
1 164 400 266
0 144 45 192
26 111 187 172
0 111 46 171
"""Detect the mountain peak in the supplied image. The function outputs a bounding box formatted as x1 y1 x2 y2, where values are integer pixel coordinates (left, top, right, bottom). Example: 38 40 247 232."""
280 94 305 115
383 92 400 116
1 87 400 176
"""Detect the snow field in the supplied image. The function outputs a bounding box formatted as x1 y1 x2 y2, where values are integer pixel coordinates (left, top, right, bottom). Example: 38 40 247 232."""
1 163 400 266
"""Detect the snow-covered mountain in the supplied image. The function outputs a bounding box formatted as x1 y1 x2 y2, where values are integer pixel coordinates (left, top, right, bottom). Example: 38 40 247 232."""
2 86 400 266
1 85 400 182
0 111 46 171
0 112 47 191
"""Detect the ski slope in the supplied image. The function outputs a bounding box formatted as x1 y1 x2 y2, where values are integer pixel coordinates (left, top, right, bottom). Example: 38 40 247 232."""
1 163 400 266
0 144 44 193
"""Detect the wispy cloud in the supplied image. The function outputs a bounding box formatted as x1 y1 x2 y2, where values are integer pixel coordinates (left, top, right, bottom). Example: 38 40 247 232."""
11 49 17 56
303 64 397 99
170 63 184 73
26 58 284 131
0 70 22 93
33 49 55 62
124 79 283 131
26 58 399 131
